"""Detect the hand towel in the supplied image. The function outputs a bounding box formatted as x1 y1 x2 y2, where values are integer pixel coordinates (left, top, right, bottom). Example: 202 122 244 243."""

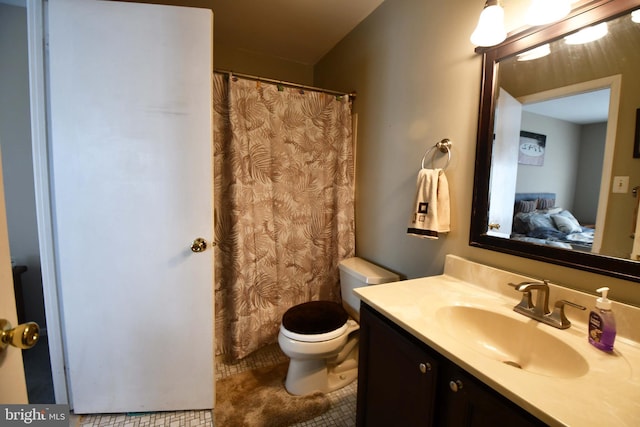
407 168 450 239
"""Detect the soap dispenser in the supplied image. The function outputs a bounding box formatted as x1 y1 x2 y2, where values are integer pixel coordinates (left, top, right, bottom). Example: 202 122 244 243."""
588 287 617 352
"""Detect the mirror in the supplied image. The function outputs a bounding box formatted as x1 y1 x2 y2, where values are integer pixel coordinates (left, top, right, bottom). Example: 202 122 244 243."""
471 0 640 283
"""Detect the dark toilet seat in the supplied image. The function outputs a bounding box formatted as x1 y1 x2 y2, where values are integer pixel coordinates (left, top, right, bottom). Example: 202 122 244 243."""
282 301 349 336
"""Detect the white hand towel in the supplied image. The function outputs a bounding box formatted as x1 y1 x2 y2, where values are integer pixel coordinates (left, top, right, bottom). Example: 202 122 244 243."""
407 168 450 239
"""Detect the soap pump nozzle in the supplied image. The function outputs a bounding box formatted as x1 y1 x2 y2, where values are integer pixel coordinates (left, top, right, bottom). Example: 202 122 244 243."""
596 287 612 310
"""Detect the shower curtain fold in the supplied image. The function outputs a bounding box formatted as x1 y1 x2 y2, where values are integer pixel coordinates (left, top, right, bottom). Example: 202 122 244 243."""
213 73 355 359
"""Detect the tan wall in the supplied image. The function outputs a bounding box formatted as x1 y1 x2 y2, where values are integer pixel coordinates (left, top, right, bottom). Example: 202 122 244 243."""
117 0 314 84
314 0 640 306
214 44 313 85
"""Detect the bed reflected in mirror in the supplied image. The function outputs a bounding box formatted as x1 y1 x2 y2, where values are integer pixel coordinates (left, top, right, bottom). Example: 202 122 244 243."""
491 74 620 257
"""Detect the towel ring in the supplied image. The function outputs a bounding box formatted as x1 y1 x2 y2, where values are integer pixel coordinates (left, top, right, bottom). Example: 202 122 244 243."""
421 138 452 170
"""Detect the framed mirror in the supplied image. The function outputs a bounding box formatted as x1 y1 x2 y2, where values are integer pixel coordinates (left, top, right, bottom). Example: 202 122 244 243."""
470 0 640 283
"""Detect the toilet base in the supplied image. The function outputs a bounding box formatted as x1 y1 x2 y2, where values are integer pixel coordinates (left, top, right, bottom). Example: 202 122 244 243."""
283 338 359 396
284 356 358 396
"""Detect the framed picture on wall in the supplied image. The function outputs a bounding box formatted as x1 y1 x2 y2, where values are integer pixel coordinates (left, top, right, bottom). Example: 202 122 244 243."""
518 131 546 166
634 108 640 158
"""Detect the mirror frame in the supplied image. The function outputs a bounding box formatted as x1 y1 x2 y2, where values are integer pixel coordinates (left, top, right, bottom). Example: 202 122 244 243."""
470 0 640 283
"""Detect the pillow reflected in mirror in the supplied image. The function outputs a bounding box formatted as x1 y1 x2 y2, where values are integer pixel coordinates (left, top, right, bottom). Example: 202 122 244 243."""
516 199 538 213
552 211 582 234
537 198 556 209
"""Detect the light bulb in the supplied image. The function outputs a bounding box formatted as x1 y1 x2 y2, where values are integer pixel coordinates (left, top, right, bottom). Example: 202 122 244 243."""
526 0 571 26
564 23 608 45
631 9 640 23
470 1 507 47
517 44 551 61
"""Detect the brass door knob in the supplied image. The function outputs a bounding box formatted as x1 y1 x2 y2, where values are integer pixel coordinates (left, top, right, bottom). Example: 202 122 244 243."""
0 319 39 350
190 237 208 253
488 223 501 230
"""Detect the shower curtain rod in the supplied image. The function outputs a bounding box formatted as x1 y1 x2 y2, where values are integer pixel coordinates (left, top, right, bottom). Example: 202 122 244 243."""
214 69 356 99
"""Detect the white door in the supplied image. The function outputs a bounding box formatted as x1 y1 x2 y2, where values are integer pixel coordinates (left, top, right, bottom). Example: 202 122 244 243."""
48 0 213 413
0 147 29 404
632 205 640 261
488 88 522 238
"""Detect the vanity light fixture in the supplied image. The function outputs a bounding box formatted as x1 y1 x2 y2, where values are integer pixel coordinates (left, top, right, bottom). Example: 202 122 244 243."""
525 0 572 26
471 0 582 47
516 43 551 61
564 22 608 44
470 0 507 47
632 9 640 23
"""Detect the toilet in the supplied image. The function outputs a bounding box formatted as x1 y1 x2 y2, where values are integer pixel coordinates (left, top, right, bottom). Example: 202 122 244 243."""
278 257 400 395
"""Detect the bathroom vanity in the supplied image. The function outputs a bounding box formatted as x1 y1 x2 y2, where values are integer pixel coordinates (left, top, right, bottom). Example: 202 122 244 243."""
354 255 640 426
357 303 543 426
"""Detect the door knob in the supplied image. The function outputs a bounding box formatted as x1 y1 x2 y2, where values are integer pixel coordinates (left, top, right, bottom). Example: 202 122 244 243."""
449 379 464 392
488 223 501 230
190 237 208 253
419 362 432 374
0 319 39 350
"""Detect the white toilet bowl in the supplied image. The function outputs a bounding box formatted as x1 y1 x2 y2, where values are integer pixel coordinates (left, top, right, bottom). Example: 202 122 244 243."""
278 312 360 395
278 258 400 396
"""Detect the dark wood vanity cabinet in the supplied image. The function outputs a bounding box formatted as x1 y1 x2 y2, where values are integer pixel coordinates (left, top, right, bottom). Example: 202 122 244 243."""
356 302 438 427
356 304 546 427
435 362 543 427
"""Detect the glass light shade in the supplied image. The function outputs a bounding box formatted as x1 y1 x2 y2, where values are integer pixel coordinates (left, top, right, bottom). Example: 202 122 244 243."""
632 9 640 23
526 0 571 26
564 22 608 44
516 44 551 61
470 3 507 47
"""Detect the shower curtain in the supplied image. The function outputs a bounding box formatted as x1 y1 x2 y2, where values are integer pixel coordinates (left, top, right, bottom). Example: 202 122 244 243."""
213 73 355 359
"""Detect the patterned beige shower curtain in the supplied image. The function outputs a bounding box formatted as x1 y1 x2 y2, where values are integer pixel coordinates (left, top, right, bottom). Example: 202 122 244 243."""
213 73 355 359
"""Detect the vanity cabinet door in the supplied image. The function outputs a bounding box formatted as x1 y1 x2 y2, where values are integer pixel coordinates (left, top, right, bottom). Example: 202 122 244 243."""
436 363 545 427
356 304 438 427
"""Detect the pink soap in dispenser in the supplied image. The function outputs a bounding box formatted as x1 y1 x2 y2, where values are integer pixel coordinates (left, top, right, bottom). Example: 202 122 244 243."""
588 287 616 352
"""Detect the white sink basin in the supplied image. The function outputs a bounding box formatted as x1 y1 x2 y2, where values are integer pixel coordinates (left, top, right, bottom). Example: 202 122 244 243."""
437 305 589 378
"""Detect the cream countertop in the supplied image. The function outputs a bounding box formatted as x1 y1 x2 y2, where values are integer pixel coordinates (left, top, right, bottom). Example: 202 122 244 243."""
354 255 640 427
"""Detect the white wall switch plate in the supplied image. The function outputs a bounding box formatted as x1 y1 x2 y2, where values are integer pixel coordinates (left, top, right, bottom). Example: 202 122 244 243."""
612 176 629 193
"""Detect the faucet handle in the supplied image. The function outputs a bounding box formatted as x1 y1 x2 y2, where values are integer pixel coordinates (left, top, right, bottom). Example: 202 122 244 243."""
509 280 549 292
549 300 586 329
508 281 526 290
508 282 534 310
556 300 586 311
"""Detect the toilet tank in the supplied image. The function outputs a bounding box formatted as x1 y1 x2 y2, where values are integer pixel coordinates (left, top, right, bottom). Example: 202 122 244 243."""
338 257 400 321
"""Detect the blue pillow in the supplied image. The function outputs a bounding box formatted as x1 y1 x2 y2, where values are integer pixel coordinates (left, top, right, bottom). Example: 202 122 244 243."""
514 212 555 233
552 211 582 234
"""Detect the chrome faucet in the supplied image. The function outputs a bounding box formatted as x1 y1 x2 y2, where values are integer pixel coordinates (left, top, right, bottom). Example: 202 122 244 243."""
509 280 585 329
511 280 551 317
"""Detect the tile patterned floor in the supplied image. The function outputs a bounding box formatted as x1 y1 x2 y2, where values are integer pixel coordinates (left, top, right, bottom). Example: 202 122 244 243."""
72 411 213 427
71 343 357 426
